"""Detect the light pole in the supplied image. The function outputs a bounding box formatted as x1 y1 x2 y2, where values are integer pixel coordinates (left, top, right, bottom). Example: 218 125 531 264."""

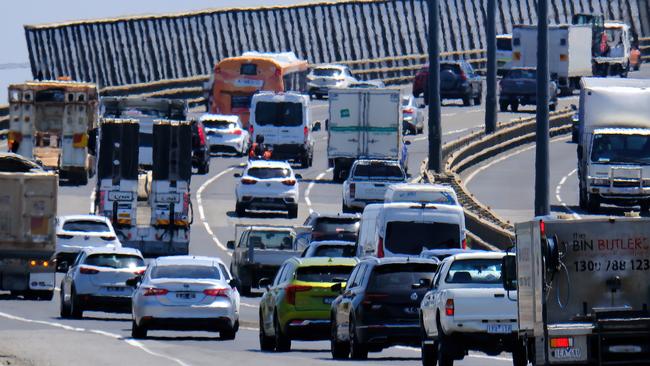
427 0 442 173
485 0 497 134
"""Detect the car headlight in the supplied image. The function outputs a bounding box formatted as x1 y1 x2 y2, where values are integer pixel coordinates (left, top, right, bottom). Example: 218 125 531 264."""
590 177 610 186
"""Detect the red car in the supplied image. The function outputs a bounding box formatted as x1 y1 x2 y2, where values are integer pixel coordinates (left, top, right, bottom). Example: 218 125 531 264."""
412 65 429 98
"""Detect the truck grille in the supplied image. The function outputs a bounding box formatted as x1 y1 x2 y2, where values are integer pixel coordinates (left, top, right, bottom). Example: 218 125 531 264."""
612 180 640 188
595 310 650 365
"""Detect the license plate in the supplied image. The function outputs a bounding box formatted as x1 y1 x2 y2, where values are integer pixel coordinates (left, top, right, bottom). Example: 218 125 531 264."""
487 324 512 334
106 286 126 292
323 297 335 304
156 193 180 203
554 348 581 359
108 191 133 201
176 292 195 299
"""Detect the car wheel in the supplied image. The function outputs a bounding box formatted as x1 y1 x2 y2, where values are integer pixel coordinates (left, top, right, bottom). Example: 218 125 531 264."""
235 202 246 217
417 125 424 134
640 201 650 213
462 95 474 107
342 203 353 214
300 153 310 169
198 161 209 175
274 313 291 352
499 101 509 112
474 91 482 106
287 205 298 219
349 317 368 360
510 102 519 113
220 320 237 340
512 342 527 366
422 340 438 366
437 336 455 366
131 319 148 339
59 287 72 318
549 103 557 112
239 281 252 297
70 287 83 319
259 313 275 351
330 316 350 359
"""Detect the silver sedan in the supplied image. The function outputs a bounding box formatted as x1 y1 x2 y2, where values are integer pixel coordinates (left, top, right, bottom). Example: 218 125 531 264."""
129 256 240 340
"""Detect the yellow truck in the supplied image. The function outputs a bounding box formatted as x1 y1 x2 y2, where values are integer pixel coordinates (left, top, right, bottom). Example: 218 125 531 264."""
7 81 98 185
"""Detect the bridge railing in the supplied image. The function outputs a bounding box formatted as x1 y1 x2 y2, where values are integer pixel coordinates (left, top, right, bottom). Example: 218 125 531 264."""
640 37 650 61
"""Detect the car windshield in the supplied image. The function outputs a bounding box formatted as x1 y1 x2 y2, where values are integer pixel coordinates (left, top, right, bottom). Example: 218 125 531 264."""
295 265 353 282
507 69 536 79
246 231 294 249
312 245 357 258
62 220 111 233
84 254 144 269
246 167 291 179
254 101 303 127
312 68 341 77
352 163 405 181
497 38 512 51
203 120 237 130
389 191 457 205
445 258 502 284
385 221 460 255
367 263 437 291
590 133 650 164
312 218 360 241
151 265 221 280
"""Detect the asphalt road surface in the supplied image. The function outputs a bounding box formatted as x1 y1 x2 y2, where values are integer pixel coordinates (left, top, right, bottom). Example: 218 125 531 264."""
0 82 601 366
464 64 650 224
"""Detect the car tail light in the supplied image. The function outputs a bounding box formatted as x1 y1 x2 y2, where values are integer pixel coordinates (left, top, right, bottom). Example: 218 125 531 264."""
350 183 356 198
550 337 573 349
445 299 455 316
98 191 105 214
198 126 207 146
133 268 146 275
462 238 467 250
304 126 309 139
282 179 296 186
204 288 230 297
285 285 312 305
559 54 568 62
459 71 468 82
57 234 74 239
73 133 88 148
80 266 99 275
377 236 385 258
183 192 190 215
249 125 254 135
233 128 242 135
8 131 22 151
275 68 282 77
241 178 257 185
143 287 169 296
403 108 414 114
101 235 116 241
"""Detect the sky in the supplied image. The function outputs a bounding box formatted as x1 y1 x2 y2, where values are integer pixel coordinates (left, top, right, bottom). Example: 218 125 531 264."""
0 0 324 101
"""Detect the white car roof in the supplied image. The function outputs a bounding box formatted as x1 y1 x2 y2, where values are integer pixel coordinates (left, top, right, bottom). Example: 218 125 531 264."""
247 160 293 170
81 246 142 257
59 215 110 224
380 201 464 213
354 159 401 166
309 240 355 246
154 255 225 267
387 183 455 194
447 251 506 261
199 114 240 123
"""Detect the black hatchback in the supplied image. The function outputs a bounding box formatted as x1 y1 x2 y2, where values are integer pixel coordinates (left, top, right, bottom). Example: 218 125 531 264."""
190 120 211 174
329 257 439 360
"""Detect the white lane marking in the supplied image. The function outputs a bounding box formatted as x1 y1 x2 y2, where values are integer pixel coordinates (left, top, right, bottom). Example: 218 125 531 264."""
0 311 191 366
412 124 483 142
392 346 512 362
240 302 258 308
556 168 580 218
89 190 95 214
305 168 333 214
464 135 571 185
196 167 235 252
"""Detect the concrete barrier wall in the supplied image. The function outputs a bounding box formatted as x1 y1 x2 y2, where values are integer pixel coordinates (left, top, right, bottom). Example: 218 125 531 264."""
24 0 648 87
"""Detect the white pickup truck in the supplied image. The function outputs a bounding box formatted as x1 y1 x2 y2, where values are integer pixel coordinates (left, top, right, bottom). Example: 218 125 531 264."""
419 251 524 366
341 159 406 213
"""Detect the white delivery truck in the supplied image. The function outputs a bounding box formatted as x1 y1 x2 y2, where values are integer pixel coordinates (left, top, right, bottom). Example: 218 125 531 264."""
327 88 405 182
94 118 192 257
577 78 650 212
512 24 593 95
0 153 57 300
592 21 632 77
8 81 98 185
503 215 650 365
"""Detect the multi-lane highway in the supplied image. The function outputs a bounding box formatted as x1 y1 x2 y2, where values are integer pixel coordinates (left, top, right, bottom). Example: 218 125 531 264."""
464 65 650 223
0 83 560 366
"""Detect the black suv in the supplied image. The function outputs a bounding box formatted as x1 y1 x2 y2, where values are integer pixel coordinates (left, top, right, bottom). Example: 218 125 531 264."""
190 120 210 174
499 67 558 112
440 61 483 106
329 257 439 360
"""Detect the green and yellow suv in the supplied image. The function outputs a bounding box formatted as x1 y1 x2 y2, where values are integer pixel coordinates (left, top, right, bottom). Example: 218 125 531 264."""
258 257 358 352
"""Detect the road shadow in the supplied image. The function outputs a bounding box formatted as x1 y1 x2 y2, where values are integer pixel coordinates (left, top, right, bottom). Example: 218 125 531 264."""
70 315 131 322
551 204 649 217
136 335 227 342
300 178 338 185
251 349 331 354
226 210 291 219
240 292 263 299
314 356 420 362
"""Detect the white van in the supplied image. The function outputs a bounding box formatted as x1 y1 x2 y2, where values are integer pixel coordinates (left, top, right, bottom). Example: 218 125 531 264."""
356 203 384 257
384 183 459 206
249 91 319 167
359 202 466 257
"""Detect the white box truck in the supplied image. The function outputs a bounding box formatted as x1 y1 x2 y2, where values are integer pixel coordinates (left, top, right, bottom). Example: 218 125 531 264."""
0 154 57 300
503 215 650 365
577 78 650 212
327 88 405 182
512 24 593 95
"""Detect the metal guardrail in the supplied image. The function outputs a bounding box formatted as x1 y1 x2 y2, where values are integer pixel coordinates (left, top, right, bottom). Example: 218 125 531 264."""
640 37 650 61
421 110 574 249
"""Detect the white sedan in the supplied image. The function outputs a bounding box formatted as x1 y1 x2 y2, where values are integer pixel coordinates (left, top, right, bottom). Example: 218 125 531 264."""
200 114 250 156
130 256 240 340
234 160 300 218
55 215 121 270
402 95 425 135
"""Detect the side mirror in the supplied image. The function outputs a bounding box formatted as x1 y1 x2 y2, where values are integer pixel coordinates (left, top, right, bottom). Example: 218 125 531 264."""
227 240 235 250
126 277 141 288
56 261 69 273
295 174 303 180
502 255 517 292
331 282 343 293
258 278 271 289
228 278 240 289
233 173 241 178
411 278 431 289
312 121 322 132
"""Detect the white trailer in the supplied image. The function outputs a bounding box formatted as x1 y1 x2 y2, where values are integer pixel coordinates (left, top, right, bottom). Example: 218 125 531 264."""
504 215 650 365
327 88 405 182
592 21 632 77
577 78 650 212
512 24 593 94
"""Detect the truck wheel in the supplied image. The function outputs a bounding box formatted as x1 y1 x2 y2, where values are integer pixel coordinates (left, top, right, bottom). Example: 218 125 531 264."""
131 319 148 339
235 202 246 217
437 336 455 366
499 101 509 112
510 102 519 113
287 205 298 219
586 194 600 212
421 340 438 366
512 343 527 366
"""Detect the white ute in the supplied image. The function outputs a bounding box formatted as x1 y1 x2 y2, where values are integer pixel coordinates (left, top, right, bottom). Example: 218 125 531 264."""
342 159 406 212
420 251 524 366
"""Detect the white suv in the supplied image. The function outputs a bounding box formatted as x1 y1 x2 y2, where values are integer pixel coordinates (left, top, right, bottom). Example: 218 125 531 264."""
55 215 122 270
249 92 319 168
307 64 357 99
235 160 301 218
